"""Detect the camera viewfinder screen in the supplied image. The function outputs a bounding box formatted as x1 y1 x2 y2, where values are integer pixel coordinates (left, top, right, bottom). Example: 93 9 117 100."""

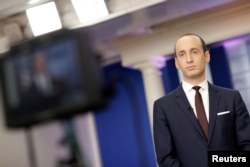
2 37 86 118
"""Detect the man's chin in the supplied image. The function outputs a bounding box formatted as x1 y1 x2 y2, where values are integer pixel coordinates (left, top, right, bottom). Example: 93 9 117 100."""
185 73 202 79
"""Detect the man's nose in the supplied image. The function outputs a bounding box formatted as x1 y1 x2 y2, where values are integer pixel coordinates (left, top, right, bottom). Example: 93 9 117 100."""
186 54 193 63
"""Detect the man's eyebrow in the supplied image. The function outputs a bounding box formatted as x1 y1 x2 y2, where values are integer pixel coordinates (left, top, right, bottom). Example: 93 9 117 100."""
190 48 199 51
177 50 185 54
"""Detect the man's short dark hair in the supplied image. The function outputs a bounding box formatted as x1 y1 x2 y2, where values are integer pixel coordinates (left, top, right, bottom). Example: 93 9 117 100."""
174 33 209 57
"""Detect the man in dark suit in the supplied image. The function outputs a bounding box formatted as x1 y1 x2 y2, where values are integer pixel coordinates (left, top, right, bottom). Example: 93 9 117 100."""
19 52 67 112
153 33 250 167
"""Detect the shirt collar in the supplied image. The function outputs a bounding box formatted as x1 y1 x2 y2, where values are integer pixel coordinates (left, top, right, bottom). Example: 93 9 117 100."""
182 79 208 93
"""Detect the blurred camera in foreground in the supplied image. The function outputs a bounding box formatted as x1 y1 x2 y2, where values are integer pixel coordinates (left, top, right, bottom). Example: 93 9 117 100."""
0 28 106 128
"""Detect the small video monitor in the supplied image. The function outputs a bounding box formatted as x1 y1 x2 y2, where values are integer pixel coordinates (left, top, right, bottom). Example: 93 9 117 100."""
0 29 105 128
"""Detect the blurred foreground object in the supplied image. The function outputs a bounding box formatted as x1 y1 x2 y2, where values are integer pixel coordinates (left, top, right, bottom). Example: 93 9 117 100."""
0 28 106 128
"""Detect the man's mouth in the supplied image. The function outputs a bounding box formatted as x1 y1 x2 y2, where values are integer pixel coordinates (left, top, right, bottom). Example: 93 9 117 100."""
186 66 196 70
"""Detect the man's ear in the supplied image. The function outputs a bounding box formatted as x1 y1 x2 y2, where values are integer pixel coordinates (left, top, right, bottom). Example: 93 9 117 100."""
205 51 210 63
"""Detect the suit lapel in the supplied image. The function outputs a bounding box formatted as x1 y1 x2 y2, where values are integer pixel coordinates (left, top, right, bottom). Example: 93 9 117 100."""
175 85 207 141
208 83 221 142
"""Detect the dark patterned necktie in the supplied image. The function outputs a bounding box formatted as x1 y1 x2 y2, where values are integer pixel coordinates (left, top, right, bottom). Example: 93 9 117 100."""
193 86 208 139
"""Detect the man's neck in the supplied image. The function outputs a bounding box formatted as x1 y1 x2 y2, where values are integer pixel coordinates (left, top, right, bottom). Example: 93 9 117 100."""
183 77 206 86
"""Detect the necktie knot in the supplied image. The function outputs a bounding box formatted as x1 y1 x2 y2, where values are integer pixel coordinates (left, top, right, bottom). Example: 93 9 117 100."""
193 86 201 91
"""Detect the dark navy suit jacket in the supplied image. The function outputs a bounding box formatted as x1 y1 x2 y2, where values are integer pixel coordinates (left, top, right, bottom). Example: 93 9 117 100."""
153 83 250 167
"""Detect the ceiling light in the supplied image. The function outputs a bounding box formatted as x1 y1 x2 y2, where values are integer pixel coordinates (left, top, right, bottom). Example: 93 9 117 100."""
71 0 109 24
26 1 62 36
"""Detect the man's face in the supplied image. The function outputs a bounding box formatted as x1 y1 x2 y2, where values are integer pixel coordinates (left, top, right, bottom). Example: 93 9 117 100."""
174 35 210 82
33 53 47 73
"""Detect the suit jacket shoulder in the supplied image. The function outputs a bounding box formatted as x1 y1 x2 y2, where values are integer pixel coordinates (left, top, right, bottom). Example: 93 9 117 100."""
208 83 240 98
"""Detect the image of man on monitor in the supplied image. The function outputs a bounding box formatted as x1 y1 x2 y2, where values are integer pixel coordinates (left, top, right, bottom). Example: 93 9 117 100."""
19 51 67 112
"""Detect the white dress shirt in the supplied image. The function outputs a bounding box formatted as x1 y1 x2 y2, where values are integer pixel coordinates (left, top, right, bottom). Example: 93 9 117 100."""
34 73 53 95
182 80 209 122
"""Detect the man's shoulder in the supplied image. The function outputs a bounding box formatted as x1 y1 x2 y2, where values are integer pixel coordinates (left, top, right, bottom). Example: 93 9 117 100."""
210 84 238 94
209 84 242 100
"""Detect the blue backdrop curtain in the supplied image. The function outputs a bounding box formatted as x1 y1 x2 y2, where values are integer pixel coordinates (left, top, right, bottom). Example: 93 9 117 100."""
161 57 180 92
209 45 233 88
94 62 156 167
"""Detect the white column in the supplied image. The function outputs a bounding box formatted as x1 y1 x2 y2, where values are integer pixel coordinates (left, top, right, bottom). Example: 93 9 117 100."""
133 56 166 133
31 113 102 167
73 112 102 167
